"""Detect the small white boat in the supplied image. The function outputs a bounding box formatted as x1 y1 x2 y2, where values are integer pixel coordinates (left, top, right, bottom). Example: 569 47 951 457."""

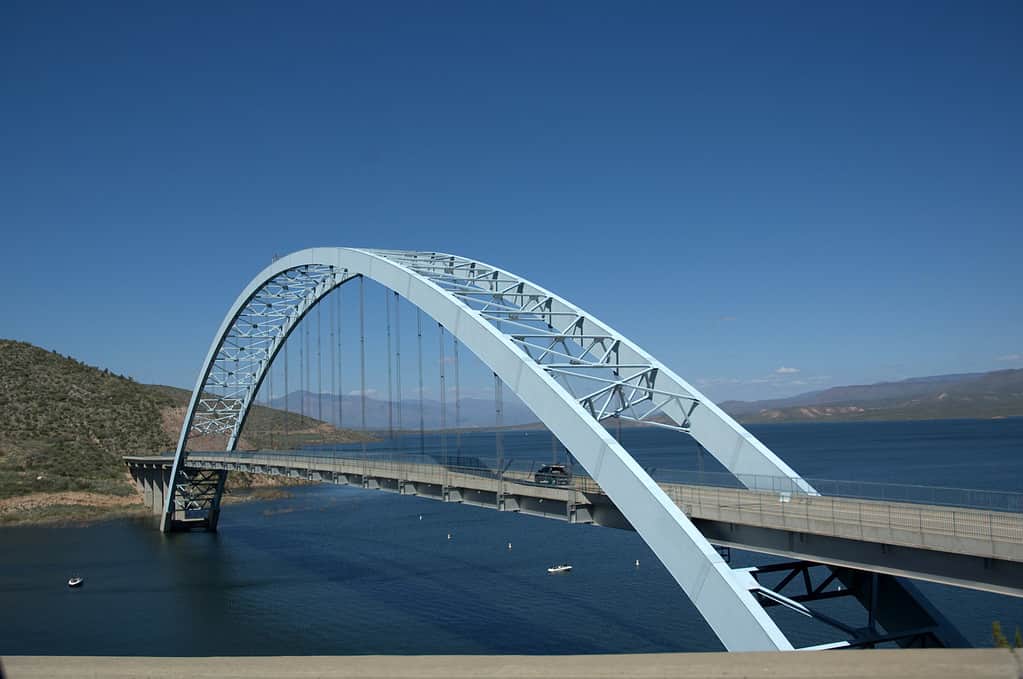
67 576 83 588
547 564 572 574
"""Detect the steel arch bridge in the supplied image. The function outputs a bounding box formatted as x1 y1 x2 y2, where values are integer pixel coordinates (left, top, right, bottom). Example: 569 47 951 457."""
165 247 820 652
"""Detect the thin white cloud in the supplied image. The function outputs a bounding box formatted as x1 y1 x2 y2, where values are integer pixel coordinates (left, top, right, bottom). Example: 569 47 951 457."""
346 388 378 397
695 377 742 386
996 353 1022 362
775 366 800 374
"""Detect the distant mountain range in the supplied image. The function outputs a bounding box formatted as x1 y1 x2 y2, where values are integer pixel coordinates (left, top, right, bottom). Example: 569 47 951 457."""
277 369 1023 428
268 391 536 431
719 369 1023 423
271 368 1023 429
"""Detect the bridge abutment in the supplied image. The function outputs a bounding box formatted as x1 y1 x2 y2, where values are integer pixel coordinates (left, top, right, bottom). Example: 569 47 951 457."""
127 459 167 513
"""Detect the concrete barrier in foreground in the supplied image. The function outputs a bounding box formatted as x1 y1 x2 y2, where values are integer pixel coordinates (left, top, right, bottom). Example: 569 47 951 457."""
4 650 1023 679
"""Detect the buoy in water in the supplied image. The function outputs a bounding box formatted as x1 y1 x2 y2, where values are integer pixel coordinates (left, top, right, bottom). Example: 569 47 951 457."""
507 542 512 550
635 559 640 567
447 533 451 540
419 515 422 520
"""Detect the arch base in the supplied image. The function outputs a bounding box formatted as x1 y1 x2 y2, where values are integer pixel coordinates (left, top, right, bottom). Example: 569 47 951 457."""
160 468 227 533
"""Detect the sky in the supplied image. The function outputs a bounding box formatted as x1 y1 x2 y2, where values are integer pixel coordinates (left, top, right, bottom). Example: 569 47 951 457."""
2 1 1021 403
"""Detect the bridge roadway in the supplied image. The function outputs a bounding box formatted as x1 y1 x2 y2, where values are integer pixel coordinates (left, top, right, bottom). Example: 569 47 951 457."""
125 452 1023 598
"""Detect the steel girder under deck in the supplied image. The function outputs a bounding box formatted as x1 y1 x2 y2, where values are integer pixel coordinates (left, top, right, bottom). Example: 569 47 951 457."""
166 248 827 651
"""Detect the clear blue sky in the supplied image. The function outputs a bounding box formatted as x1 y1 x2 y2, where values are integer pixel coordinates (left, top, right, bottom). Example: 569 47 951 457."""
2 1 1020 402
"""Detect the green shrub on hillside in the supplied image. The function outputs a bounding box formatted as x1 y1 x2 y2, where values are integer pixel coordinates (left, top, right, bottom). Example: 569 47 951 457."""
0 339 371 500
0 340 177 498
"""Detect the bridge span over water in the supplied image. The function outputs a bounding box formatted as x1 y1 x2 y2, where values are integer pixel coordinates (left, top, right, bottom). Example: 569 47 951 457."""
138 248 1023 652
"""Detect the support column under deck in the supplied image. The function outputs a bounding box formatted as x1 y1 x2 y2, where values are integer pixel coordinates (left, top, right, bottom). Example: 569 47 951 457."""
143 471 154 509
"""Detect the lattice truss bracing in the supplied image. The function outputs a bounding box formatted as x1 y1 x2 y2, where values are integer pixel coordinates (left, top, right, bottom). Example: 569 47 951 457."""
372 250 699 433
172 468 226 517
188 263 352 449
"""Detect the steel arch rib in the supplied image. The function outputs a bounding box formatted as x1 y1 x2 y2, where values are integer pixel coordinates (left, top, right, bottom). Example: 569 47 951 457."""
164 247 813 651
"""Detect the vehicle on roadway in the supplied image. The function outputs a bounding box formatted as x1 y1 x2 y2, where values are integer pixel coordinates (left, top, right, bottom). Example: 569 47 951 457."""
534 464 572 486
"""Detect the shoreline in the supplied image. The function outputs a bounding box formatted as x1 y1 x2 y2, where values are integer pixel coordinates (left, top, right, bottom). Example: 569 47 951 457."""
0 487 297 528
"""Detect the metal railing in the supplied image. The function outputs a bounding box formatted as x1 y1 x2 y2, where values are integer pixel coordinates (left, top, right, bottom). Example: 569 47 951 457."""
644 468 1023 514
192 449 1023 513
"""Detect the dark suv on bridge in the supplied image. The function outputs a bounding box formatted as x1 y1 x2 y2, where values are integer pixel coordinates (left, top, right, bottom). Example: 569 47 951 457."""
534 464 572 486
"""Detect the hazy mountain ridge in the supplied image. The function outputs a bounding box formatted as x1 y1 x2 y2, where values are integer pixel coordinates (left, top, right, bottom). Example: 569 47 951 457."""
268 391 536 431
720 370 1023 423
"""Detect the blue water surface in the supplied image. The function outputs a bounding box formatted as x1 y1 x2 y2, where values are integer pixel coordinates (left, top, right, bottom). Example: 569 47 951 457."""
1 418 1021 654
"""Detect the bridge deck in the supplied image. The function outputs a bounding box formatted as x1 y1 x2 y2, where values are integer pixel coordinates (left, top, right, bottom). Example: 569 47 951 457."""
125 453 1023 597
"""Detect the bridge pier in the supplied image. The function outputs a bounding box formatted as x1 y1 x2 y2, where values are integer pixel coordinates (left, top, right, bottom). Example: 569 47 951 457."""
569 502 594 524
143 473 154 508
151 476 163 516
125 458 226 531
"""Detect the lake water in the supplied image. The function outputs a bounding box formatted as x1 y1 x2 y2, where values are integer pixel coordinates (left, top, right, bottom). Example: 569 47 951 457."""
2 418 1022 654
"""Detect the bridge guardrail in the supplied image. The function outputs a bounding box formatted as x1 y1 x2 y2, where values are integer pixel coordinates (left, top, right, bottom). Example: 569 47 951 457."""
638 468 1023 514
193 449 1023 513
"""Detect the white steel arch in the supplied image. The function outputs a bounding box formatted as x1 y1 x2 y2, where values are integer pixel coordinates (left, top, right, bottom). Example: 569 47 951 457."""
164 247 817 651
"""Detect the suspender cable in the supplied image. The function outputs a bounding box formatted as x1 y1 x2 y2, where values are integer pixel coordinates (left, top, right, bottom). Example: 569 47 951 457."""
359 275 367 457
385 289 394 442
417 308 425 457
329 284 336 457
439 324 447 469
495 372 504 492
453 338 461 458
305 313 311 428
317 298 323 427
394 291 403 455
343 280 347 429
231 353 239 452
283 335 289 449
267 350 274 450
299 318 306 427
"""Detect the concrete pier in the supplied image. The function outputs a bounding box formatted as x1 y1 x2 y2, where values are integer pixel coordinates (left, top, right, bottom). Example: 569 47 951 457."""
125 458 171 514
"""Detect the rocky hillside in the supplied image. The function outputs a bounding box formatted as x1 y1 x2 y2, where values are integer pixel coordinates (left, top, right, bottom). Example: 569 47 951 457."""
0 340 369 501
